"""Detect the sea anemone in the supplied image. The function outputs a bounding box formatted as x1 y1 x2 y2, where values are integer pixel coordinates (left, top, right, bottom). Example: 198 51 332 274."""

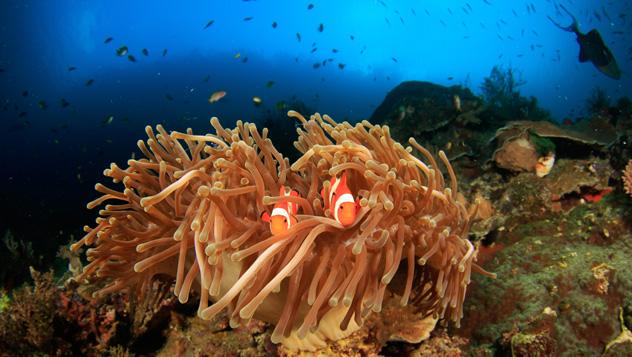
72 111 493 350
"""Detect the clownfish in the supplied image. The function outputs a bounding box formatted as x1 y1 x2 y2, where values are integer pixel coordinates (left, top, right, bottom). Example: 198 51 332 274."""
321 172 360 226
261 185 299 235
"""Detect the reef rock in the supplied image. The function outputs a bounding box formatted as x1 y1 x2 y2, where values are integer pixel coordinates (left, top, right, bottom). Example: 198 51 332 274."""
492 120 616 174
370 81 485 161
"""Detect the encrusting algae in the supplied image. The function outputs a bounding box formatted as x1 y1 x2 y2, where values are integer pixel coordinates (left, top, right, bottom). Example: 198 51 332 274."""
71 111 495 351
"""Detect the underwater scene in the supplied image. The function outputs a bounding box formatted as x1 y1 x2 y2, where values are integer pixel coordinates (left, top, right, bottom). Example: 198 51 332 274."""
2 0 632 355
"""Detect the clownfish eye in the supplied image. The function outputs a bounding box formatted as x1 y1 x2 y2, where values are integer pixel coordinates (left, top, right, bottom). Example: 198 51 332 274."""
283 218 287 223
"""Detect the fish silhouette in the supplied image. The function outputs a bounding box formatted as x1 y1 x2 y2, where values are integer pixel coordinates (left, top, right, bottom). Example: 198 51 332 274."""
548 5 621 79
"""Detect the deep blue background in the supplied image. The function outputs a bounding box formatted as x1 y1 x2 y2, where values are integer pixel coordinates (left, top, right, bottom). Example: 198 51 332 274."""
0 0 630 263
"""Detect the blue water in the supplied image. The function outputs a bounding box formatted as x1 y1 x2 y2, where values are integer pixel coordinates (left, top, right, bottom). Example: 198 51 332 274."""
0 0 630 269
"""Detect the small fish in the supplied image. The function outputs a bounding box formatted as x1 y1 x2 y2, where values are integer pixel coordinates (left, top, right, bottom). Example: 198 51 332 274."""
447 76 454 80
85 79 94 86
318 23 324 32
321 172 360 226
234 52 241 59
203 74 211 82
548 5 621 79
311 47 318 53
252 96 262 105
391 57 398 63
296 32 301 42
312 62 321 69
21 90 28 97
307 3 314 10
265 80 275 88
243 16 253 21
350 35 355 40
272 21 277 28
332 48 338 53
261 186 300 235
162 48 168 56
38 100 48 110
127 55 137 62
338 63 345 70
18 111 27 118
142 48 149 56
116 46 128 56
67 66 77 71
208 90 226 103
204 19 215 29
165 94 174 101
242 56 248 63
103 115 114 125
60 98 70 108
104 37 113 44
275 101 287 111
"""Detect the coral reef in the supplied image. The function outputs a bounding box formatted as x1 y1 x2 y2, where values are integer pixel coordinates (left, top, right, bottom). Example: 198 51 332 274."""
0 267 185 356
586 87 611 116
0 269 58 355
70 111 493 351
479 65 550 125
1 230 42 290
370 81 487 164
4 80 630 355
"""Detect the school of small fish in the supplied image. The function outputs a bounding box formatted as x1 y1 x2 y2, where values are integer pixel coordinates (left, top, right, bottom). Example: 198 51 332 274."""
4 0 629 139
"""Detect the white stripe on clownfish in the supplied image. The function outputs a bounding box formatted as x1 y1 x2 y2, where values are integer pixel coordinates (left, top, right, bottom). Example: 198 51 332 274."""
333 193 354 224
328 176 342 209
271 207 291 229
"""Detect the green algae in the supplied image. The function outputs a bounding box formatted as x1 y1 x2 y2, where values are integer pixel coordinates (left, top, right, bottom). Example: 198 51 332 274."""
460 198 632 356
0 290 9 312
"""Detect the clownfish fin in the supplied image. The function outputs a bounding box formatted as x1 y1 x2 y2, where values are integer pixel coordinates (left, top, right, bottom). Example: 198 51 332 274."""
261 211 271 222
322 177 335 202
340 171 348 187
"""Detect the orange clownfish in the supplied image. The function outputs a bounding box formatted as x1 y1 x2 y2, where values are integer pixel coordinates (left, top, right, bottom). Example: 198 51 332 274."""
321 172 360 226
261 185 299 235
